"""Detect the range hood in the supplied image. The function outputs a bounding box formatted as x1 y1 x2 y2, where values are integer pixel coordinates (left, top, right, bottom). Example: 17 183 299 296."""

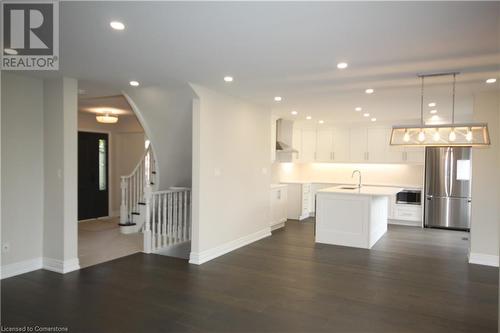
276 119 298 154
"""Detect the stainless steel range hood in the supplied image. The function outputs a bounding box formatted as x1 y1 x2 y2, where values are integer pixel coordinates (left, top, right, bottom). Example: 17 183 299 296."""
276 119 298 154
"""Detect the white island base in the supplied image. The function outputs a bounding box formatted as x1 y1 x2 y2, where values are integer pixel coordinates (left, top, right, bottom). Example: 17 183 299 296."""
315 186 402 249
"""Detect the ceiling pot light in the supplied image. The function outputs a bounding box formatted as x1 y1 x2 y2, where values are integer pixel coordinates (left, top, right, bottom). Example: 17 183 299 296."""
110 21 125 30
291 110 298 115
428 102 436 107
337 62 348 69
96 113 118 124
363 113 370 117
371 118 377 122
355 107 362 112
430 109 437 114
431 115 439 121
129 80 139 87
318 120 324 124
306 116 312 120
223 76 233 82
274 96 282 102
486 78 497 84
365 88 374 94
4 48 17 55
391 72 490 146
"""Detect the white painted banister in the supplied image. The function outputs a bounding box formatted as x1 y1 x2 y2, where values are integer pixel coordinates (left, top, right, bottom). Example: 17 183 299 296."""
144 188 191 253
120 145 156 226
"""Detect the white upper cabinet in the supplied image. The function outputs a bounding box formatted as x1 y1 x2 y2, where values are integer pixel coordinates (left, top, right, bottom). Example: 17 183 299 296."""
349 128 368 162
332 128 350 162
316 129 334 162
366 127 387 163
291 125 424 164
300 129 317 162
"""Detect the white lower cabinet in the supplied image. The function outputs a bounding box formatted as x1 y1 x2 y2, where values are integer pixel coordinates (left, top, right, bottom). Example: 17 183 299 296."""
388 196 423 227
270 186 288 230
284 183 312 220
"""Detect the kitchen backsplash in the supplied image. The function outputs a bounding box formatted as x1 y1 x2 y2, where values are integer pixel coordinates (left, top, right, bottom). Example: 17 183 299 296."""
272 162 424 187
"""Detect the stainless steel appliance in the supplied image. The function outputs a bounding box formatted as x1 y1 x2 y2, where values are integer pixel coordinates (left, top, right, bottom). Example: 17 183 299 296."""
424 147 472 230
396 189 421 205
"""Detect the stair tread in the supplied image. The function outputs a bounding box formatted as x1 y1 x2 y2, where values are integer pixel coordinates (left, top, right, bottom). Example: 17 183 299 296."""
118 223 137 226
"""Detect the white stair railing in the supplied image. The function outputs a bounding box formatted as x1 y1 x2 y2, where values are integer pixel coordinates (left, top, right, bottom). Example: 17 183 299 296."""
120 145 156 227
143 187 191 253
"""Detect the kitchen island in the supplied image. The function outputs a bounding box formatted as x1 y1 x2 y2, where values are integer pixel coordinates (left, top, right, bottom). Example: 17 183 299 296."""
315 186 402 249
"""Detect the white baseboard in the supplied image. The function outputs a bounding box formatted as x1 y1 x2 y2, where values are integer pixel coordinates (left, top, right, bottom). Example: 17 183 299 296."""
43 257 81 273
1 257 43 279
189 227 271 265
271 221 286 231
468 253 499 267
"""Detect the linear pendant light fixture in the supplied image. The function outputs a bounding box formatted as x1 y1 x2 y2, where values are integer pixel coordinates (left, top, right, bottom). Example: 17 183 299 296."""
390 72 490 147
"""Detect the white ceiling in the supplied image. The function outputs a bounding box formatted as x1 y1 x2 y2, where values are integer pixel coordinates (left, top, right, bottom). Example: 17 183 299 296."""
40 2 500 124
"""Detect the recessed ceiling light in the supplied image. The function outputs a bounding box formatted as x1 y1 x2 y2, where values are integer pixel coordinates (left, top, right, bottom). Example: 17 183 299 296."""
223 76 233 82
355 107 362 112
110 21 125 30
428 102 436 107
365 88 374 94
363 113 370 117
429 109 437 114
129 80 139 87
291 110 298 115
371 118 377 122
337 62 348 69
306 116 312 120
318 120 324 124
431 115 439 121
274 96 282 102
486 78 497 84
4 48 17 55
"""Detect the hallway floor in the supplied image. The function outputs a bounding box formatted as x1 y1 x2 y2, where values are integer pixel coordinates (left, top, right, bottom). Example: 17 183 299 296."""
2 220 498 332
78 217 142 268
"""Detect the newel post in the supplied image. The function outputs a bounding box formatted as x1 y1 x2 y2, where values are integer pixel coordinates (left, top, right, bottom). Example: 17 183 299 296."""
143 184 152 254
120 177 128 225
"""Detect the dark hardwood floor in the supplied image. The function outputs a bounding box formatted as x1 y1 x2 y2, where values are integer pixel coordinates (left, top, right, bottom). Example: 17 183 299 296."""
2 220 498 332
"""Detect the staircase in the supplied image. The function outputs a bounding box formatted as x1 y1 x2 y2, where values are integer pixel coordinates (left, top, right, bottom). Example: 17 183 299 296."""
119 145 191 255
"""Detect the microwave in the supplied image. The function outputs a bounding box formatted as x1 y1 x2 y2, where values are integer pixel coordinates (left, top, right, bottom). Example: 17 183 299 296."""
396 189 421 205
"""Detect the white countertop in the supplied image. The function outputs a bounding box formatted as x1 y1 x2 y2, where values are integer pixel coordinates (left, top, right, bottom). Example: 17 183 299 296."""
317 185 403 196
280 181 421 190
271 183 288 189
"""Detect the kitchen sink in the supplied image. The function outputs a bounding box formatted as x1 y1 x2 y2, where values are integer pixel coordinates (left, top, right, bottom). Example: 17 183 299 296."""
339 186 360 190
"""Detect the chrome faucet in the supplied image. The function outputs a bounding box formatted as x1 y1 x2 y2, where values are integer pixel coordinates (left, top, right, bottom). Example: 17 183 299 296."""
352 170 362 188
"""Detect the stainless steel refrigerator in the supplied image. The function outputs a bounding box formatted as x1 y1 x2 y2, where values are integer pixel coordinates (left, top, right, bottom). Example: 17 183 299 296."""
424 147 472 231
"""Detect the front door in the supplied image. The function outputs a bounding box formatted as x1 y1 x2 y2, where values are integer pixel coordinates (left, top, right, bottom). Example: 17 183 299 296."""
78 131 109 220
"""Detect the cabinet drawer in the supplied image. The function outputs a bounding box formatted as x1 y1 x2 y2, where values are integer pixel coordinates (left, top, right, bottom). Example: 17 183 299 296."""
394 205 422 221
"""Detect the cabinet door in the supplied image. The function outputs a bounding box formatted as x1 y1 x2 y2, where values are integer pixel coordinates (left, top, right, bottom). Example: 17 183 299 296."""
349 128 368 162
367 128 387 162
292 126 302 162
316 129 334 162
405 147 425 163
332 128 350 162
301 129 317 162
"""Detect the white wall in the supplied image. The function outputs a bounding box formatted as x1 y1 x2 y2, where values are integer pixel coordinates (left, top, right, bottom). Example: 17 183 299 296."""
470 90 499 267
273 162 423 187
1 73 44 271
78 112 145 216
123 84 193 189
190 84 271 264
43 78 80 272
